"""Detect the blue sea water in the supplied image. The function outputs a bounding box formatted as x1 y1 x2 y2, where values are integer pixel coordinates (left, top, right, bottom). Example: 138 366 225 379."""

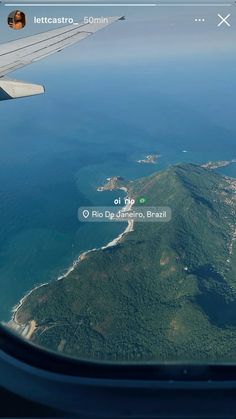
0 55 236 320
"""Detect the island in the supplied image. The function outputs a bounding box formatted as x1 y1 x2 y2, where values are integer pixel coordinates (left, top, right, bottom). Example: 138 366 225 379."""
137 154 160 164
201 159 236 170
9 163 236 362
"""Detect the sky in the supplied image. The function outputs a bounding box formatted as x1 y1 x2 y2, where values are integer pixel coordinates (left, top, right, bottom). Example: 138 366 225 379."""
0 1 236 64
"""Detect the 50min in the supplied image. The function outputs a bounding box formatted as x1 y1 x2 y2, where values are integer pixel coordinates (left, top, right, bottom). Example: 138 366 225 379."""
84 16 109 24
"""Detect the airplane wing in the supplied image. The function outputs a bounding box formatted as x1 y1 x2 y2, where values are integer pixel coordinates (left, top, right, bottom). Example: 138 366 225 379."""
0 16 124 101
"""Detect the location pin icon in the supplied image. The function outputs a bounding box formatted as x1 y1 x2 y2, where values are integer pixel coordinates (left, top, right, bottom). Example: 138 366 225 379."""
82 210 90 219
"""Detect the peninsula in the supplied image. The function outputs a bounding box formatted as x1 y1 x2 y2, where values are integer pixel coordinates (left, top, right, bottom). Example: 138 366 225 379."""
10 163 236 362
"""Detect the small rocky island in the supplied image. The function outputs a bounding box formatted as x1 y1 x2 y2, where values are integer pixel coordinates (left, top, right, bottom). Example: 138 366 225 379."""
137 154 160 164
202 160 236 170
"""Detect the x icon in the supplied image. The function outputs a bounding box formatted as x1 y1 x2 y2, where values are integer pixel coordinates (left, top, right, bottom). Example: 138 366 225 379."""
217 13 231 27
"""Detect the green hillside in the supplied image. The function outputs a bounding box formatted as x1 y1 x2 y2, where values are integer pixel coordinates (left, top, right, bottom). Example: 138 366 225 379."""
13 164 236 362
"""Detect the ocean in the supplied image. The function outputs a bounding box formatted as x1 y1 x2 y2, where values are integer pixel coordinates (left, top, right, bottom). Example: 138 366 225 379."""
0 54 236 321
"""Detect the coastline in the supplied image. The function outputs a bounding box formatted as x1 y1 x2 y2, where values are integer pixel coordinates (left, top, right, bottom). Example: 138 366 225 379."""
9 185 134 336
8 160 236 338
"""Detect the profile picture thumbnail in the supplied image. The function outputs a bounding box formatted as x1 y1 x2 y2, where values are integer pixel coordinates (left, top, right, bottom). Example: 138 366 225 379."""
8 10 26 30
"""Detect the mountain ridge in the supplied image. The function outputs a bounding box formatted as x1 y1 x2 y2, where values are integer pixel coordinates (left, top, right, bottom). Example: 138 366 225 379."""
10 163 236 362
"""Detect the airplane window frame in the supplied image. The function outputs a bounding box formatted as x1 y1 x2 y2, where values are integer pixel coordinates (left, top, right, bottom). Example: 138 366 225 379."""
1 323 236 381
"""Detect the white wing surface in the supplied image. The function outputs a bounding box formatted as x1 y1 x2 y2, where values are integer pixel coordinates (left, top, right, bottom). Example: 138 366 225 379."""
0 16 124 100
